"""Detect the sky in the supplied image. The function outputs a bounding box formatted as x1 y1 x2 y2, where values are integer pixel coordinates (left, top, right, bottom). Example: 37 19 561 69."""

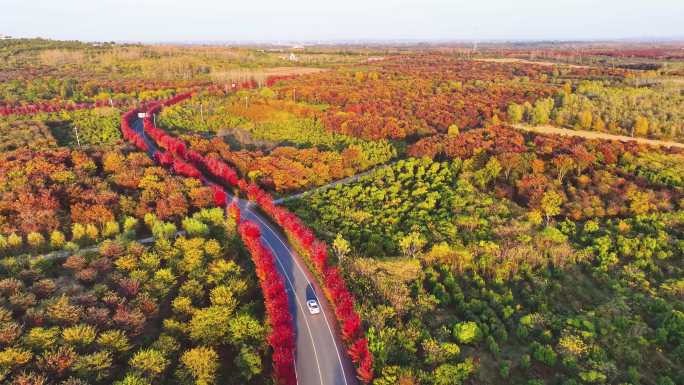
2 0 683 43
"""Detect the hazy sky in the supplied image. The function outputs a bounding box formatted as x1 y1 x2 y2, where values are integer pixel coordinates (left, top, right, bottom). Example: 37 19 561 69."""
2 0 683 42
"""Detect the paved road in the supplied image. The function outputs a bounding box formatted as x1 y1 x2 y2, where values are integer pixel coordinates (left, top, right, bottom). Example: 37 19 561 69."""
132 117 358 385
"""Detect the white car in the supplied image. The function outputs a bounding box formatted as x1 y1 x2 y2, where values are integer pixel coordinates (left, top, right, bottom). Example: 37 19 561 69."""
306 299 321 315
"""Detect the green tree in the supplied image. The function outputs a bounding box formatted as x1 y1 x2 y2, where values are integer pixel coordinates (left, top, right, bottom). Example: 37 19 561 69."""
234 346 262 381
531 98 553 125
228 314 265 345
453 322 482 344
507 103 524 124
532 343 558 366
183 218 209 237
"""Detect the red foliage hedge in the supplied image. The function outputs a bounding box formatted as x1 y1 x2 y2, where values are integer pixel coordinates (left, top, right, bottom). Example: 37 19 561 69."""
120 109 149 152
1 89 198 117
1 99 126 117
236 208 297 385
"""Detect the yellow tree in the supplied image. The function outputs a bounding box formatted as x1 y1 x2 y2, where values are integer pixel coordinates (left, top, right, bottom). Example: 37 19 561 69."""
181 346 219 385
632 116 649 137
540 190 564 224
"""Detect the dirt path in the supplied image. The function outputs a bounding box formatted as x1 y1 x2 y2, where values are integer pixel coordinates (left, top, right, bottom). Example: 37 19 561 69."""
273 162 395 204
514 124 684 149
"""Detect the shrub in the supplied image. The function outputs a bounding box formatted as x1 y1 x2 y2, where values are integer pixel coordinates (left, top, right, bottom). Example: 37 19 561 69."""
27 232 45 250
103 221 120 238
50 231 66 249
62 324 97 347
24 327 61 350
0 347 33 367
37 345 77 377
453 322 482 344
7 233 23 250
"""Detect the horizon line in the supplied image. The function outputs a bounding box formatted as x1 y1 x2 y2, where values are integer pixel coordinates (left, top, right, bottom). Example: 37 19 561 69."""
3 34 684 46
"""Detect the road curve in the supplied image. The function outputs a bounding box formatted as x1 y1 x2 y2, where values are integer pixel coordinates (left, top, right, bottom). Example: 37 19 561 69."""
131 117 358 385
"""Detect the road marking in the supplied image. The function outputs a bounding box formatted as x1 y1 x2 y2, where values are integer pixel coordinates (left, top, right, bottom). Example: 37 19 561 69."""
250 213 351 385
259 232 324 385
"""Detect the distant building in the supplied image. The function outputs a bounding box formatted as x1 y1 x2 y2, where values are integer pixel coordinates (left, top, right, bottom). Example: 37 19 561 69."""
288 53 299 62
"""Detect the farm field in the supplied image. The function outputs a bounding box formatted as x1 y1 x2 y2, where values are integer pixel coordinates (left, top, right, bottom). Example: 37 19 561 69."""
0 34 683 385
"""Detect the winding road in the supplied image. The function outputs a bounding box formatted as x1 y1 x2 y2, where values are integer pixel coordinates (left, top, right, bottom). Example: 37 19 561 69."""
131 117 358 385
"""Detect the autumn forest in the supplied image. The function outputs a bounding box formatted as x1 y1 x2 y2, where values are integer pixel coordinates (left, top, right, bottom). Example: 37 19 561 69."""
0 36 683 385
